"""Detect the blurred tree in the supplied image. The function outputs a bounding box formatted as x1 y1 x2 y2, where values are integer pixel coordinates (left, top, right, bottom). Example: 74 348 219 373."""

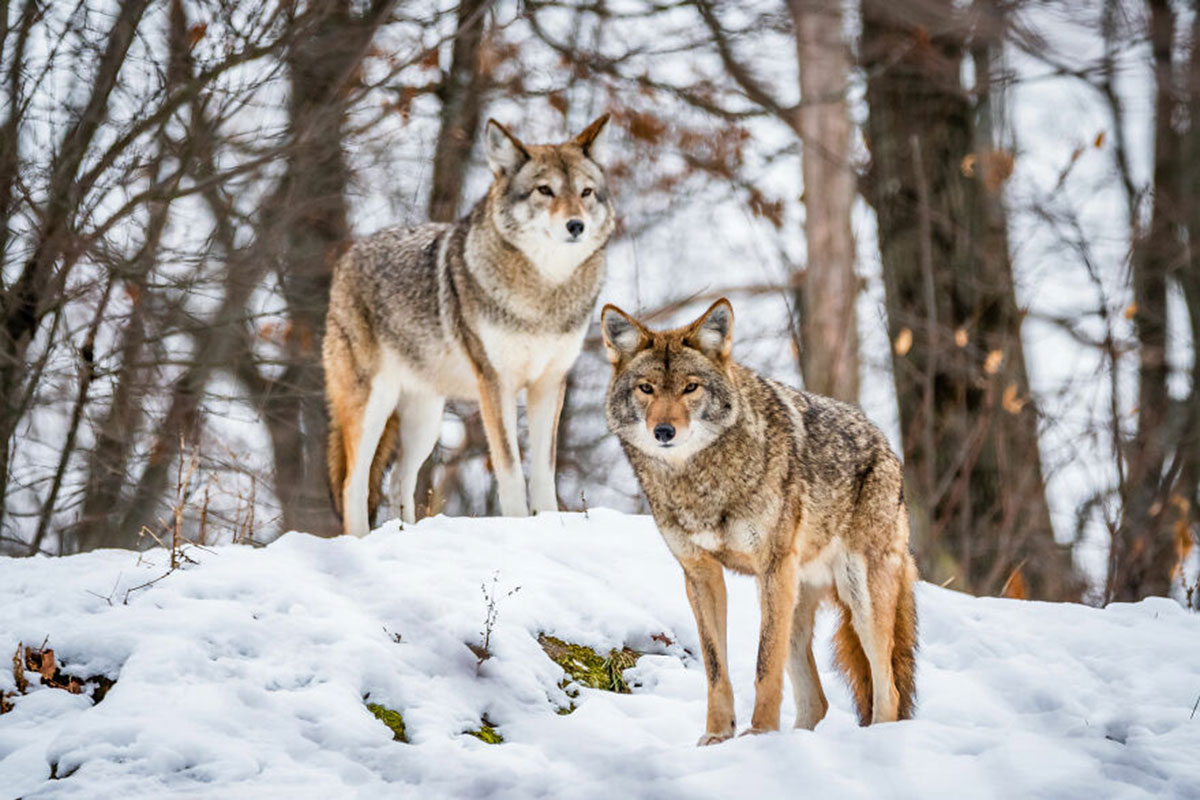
790 0 859 401
239 0 398 537
1107 0 1200 601
861 0 1080 599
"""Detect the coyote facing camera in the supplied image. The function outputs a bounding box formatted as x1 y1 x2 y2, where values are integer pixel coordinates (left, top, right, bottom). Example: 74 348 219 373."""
325 115 614 536
602 299 918 744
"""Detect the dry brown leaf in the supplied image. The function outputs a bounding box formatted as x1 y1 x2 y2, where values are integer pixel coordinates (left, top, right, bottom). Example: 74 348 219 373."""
420 47 440 71
1002 566 1028 600
186 23 206 50
1172 522 1193 580
547 92 568 117
954 328 969 348
1123 301 1139 320
12 644 27 694
984 349 1004 375
747 188 784 229
961 153 977 178
1002 383 1027 414
981 149 1015 192
894 327 913 356
1094 131 1106 149
37 648 56 683
627 112 667 145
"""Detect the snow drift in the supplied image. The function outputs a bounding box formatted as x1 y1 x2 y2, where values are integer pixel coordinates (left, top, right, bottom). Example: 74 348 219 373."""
1 511 1198 799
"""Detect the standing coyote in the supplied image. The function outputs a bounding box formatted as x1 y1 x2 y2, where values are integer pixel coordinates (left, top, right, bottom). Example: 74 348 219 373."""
601 299 918 743
325 115 613 536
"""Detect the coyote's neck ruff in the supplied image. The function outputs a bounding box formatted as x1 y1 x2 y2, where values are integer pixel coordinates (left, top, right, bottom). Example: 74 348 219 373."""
602 299 918 745
325 115 614 535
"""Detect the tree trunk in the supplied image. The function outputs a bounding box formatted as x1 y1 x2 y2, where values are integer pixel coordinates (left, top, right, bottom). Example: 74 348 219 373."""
428 0 490 224
247 0 394 536
1180 3 1200 593
1108 0 1185 601
790 0 859 402
861 0 1078 599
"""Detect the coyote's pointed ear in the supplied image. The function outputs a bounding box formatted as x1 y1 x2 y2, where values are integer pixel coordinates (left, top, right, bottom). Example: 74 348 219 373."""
685 298 734 361
571 113 610 161
601 304 648 365
485 119 529 177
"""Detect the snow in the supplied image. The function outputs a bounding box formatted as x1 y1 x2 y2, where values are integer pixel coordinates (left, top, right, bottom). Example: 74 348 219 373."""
2 511 1198 799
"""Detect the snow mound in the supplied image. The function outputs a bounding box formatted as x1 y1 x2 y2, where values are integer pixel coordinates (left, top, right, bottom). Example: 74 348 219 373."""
1 510 1198 799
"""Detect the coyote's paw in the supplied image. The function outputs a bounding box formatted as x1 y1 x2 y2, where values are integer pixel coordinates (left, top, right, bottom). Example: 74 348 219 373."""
696 732 731 746
738 727 774 737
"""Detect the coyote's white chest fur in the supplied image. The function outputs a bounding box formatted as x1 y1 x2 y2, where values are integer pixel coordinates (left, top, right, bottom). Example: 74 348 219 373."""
475 320 586 390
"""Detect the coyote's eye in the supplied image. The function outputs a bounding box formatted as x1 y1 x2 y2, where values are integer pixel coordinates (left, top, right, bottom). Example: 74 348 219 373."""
638 383 654 395
581 187 593 198
683 382 700 394
537 185 554 197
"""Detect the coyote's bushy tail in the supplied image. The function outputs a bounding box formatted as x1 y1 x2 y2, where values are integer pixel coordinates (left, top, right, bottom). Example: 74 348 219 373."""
892 556 918 720
833 554 918 724
327 413 399 525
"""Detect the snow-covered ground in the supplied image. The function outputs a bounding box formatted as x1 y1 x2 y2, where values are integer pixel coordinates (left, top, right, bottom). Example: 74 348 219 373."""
1 511 1198 799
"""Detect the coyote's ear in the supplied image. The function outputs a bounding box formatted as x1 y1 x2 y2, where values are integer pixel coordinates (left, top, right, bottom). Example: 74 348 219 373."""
485 119 529 177
601 304 648 365
685 298 734 361
571 113 610 162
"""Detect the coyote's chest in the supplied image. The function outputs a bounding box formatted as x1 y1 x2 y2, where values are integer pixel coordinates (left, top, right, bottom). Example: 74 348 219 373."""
654 490 783 573
474 320 588 387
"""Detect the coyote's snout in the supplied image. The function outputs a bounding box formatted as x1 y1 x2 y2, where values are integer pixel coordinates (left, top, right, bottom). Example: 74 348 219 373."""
602 299 918 743
324 115 614 535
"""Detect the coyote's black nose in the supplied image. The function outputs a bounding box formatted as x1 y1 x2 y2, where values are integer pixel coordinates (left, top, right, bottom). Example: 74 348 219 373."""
566 219 585 237
654 423 676 443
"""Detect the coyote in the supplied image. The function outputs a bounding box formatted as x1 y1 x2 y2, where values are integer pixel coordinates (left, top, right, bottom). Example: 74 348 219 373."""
325 115 614 536
601 299 917 743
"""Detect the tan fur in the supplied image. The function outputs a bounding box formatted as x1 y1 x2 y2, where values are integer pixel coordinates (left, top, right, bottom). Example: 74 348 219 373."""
834 552 917 725
602 299 919 744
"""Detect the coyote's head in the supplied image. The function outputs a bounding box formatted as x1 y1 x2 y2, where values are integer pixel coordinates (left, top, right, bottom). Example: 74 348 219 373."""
484 115 615 282
602 299 740 464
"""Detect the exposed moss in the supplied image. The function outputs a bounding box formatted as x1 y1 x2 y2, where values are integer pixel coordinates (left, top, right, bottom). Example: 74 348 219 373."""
538 634 640 694
465 716 503 744
554 681 580 714
367 702 408 743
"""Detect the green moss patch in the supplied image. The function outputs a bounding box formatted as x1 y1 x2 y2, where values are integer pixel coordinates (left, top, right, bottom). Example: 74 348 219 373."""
367 702 408 743
538 634 640 694
465 716 503 744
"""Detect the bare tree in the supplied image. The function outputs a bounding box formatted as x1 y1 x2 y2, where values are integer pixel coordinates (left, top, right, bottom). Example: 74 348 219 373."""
861 0 1079 599
791 0 859 401
1106 0 1200 601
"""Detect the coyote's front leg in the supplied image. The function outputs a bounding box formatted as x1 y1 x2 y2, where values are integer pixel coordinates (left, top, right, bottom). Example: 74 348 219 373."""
681 555 735 745
527 369 567 514
474 367 528 517
747 552 800 734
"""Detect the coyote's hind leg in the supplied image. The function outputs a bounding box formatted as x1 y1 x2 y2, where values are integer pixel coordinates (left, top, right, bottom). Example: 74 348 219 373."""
343 370 402 537
393 393 445 524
